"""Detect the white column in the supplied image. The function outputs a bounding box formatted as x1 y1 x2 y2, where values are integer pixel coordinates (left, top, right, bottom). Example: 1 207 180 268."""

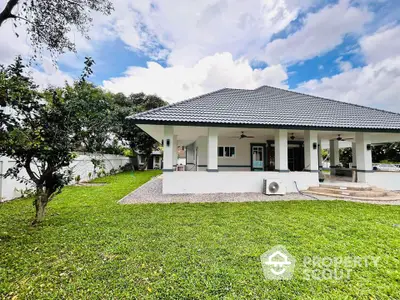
304 130 318 172
329 140 340 175
318 137 323 169
173 135 178 167
207 127 218 172
355 132 372 182
163 125 175 171
351 142 357 168
275 129 288 172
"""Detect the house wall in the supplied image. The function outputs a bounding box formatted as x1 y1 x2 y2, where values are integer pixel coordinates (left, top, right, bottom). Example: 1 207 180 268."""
195 136 208 171
363 172 400 191
163 171 319 194
0 154 130 201
194 136 267 171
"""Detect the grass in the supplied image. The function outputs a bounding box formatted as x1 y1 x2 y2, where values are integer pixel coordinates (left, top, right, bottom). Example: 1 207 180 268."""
1 171 399 299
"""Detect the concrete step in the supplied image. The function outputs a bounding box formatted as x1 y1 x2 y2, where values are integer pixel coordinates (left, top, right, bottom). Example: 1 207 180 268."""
319 183 372 191
308 187 387 197
305 190 400 201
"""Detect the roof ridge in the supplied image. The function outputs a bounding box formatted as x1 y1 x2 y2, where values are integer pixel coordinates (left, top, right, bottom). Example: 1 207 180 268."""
130 88 230 120
262 85 400 117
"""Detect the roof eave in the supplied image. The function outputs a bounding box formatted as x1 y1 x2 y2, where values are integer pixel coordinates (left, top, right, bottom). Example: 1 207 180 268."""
131 118 400 133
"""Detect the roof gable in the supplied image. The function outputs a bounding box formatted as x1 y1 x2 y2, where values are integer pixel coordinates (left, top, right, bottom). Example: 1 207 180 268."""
131 86 400 132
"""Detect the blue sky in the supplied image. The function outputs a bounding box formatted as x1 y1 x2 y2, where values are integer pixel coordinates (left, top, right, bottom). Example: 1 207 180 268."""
1 0 400 111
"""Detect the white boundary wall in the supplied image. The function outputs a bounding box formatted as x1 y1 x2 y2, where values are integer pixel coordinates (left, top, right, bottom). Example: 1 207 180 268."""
163 171 319 194
0 153 130 201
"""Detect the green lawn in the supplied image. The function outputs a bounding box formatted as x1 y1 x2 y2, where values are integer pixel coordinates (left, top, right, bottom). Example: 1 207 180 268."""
1 171 399 299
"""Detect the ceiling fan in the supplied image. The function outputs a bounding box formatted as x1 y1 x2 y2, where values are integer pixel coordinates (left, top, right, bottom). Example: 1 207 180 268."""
336 134 354 141
228 131 255 139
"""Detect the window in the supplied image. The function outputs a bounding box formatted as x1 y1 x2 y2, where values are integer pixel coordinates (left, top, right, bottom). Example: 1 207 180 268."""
218 146 236 158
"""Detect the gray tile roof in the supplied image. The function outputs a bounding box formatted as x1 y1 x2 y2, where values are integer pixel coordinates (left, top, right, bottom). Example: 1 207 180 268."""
131 86 400 132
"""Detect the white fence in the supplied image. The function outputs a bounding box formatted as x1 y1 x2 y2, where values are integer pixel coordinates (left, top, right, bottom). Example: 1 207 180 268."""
0 153 130 201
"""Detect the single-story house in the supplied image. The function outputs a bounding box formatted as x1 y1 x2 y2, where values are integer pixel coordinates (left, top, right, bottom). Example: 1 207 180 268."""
129 86 400 194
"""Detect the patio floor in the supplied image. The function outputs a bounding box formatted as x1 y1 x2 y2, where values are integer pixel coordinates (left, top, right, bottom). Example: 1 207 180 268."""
119 176 400 205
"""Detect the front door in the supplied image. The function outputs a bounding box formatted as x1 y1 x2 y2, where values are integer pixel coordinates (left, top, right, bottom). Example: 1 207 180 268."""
251 145 265 171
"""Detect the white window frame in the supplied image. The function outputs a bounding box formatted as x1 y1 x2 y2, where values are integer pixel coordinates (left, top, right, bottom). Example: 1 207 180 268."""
218 146 236 158
138 155 144 165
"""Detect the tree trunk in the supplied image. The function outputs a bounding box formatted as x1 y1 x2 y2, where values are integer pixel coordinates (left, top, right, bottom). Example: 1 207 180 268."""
0 0 19 27
32 187 48 225
139 155 150 170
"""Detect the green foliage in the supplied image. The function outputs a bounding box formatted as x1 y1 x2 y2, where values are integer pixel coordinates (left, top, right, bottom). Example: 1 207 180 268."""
339 147 353 168
373 143 400 163
112 92 167 169
74 175 81 183
0 56 104 223
0 0 113 61
14 187 35 198
321 148 328 160
123 148 135 157
379 160 400 164
90 158 105 177
63 79 114 153
0 171 399 298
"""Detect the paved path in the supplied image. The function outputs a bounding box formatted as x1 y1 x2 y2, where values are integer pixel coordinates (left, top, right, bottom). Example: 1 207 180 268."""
119 177 400 205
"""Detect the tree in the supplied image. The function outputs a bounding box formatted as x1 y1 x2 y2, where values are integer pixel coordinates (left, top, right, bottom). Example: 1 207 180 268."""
112 93 167 170
339 147 352 168
0 0 113 60
0 56 99 224
64 69 114 152
372 143 400 163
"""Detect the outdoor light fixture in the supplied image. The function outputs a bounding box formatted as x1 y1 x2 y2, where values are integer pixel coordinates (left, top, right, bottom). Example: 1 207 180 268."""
166 139 170 147
313 142 317 150
290 133 295 140
367 144 371 151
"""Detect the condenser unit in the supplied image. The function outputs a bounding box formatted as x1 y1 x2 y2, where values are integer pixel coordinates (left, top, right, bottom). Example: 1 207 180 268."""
263 179 286 195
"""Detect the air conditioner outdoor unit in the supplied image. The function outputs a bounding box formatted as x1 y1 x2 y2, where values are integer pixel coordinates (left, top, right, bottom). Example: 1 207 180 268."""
263 179 286 195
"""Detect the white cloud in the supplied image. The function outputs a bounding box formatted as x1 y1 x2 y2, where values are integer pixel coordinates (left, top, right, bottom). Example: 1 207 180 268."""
0 21 31 65
360 25 400 64
103 52 288 103
296 25 400 113
29 58 74 89
0 21 73 88
263 0 372 65
335 57 353 72
297 56 400 112
103 0 317 66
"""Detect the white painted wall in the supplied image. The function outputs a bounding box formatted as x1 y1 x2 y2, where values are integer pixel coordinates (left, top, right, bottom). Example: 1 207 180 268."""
304 130 318 171
196 136 267 171
163 171 319 194
364 172 400 191
275 129 288 171
0 154 130 201
207 128 219 170
163 125 175 170
195 136 208 171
